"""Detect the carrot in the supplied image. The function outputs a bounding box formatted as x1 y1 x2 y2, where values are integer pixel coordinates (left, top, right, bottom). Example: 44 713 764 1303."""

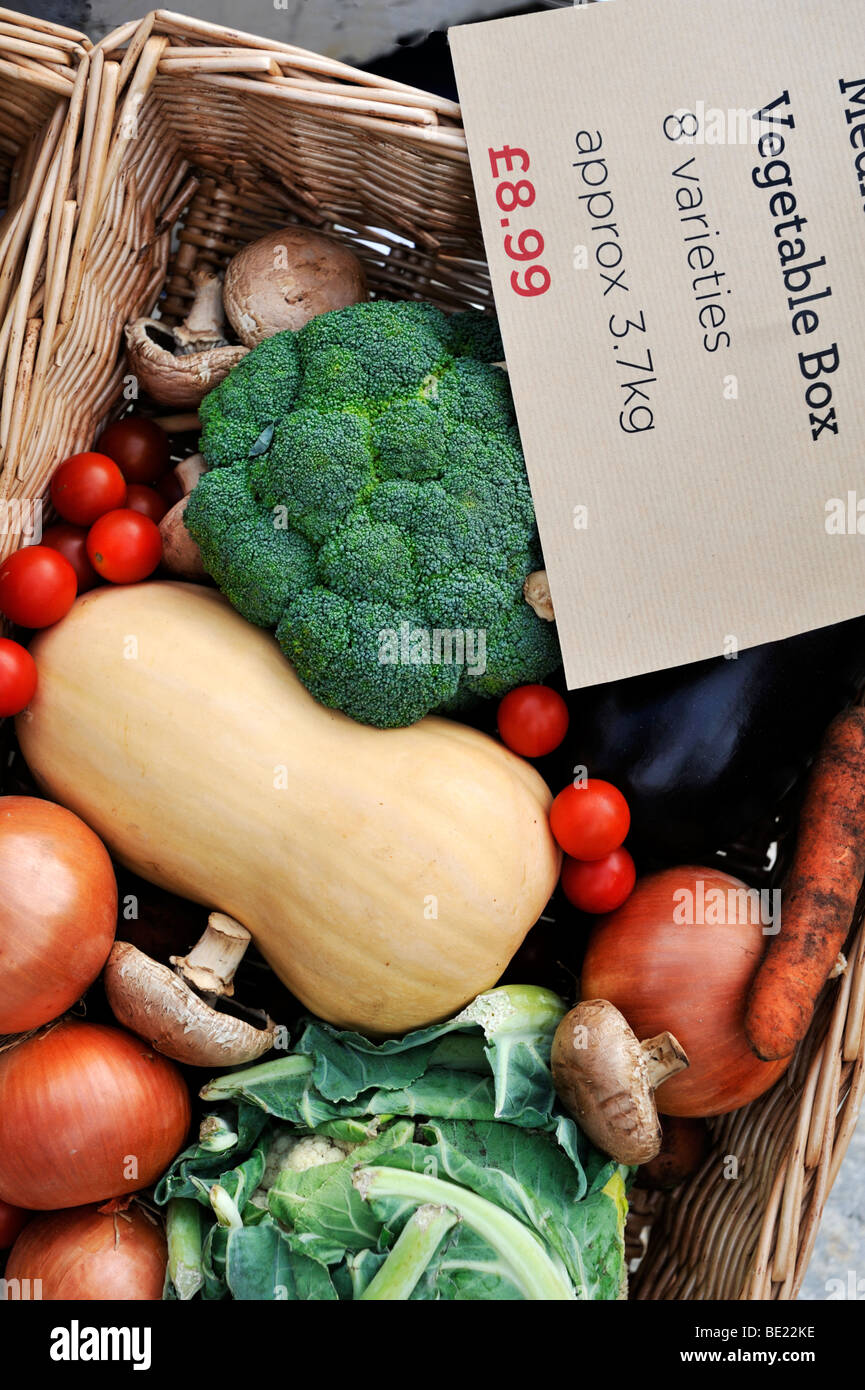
745 706 865 1061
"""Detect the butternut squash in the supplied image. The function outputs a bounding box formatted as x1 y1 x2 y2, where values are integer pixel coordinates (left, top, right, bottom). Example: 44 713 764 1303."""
18 583 561 1035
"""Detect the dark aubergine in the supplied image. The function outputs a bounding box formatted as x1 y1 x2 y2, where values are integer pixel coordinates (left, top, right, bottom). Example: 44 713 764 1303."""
555 615 865 866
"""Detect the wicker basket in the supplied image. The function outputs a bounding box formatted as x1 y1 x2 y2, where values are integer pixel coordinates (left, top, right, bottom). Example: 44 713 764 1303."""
1 7 863 1301
0 7 92 537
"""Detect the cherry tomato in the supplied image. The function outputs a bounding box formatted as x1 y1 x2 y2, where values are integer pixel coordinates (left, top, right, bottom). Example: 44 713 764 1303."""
560 847 636 914
50 452 127 526
125 484 168 524
549 778 631 860
86 510 162 584
0 546 78 628
97 417 171 485
0 1198 31 1249
497 684 569 758
0 639 37 716
41 523 100 594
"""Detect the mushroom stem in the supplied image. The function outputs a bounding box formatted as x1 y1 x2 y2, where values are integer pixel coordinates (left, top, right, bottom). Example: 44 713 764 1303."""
641 1031 690 1089
171 912 251 1000
173 271 228 351
152 412 200 433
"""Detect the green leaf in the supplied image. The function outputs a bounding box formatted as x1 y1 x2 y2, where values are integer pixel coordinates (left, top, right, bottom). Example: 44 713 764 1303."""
359 1204 458 1300
157 1122 271 1215
201 1224 230 1301
295 1021 447 1102
344 1248 387 1299
313 1117 383 1144
376 1120 597 1293
225 1223 339 1301
364 1069 498 1121
456 984 566 1127
268 1122 415 1251
353 1164 575 1300
248 422 276 458
412 1226 526 1301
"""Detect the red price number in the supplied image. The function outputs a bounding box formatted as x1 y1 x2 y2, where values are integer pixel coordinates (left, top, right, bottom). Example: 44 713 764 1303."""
487 145 551 299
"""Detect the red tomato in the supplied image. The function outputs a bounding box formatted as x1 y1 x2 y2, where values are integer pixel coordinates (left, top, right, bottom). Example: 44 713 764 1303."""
0 640 37 716
560 848 636 914
86 510 162 584
0 547 77 628
0 1198 31 1249
97 417 171 485
50 453 127 526
125 485 168 524
41 523 100 594
497 684 569 758
549 779 630 860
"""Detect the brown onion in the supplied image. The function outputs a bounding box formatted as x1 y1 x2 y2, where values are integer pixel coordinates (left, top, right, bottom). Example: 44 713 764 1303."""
6 1203 166 1300
0 796 117 1033
581 866 791 1117
636 1115 709 1190
0 1020 190 1209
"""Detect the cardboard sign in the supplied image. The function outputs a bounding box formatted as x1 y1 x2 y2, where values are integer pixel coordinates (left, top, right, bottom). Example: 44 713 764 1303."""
450 0 865 689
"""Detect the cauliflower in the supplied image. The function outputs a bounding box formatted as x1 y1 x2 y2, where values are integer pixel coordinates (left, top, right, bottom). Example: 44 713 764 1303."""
250 1130 355 1208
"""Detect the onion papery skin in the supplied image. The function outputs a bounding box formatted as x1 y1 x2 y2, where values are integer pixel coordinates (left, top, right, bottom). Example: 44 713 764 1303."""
0 1021 190 1209
5 1203 167 1300
0 796 117 1034
581 866 792 1117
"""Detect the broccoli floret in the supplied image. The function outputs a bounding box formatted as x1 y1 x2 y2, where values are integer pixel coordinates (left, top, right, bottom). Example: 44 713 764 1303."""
186 299 561 728
199 332 301 469
185 464 316 628
442 306 505 362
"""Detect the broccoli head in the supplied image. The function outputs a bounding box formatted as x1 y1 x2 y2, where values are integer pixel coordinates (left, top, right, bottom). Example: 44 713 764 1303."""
186 299 561 728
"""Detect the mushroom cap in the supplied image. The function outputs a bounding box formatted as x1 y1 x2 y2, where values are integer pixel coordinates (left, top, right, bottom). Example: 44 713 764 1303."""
124 320 248 408
551 999 662 1165
104 941 275 1067
159 495 208 581
223 226 367 347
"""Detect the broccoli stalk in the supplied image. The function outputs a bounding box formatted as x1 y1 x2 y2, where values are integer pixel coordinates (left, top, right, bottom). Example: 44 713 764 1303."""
185 300 561 728
357 1204 458 1301
352 1166 576 1301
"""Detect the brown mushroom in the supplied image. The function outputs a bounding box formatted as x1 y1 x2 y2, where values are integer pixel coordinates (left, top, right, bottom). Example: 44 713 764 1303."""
523 570 555 622
173 452 208 496
104 912 276 1067
551 999 689 1165
223 226 367 347
124 271 248 408
159 494 208 581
